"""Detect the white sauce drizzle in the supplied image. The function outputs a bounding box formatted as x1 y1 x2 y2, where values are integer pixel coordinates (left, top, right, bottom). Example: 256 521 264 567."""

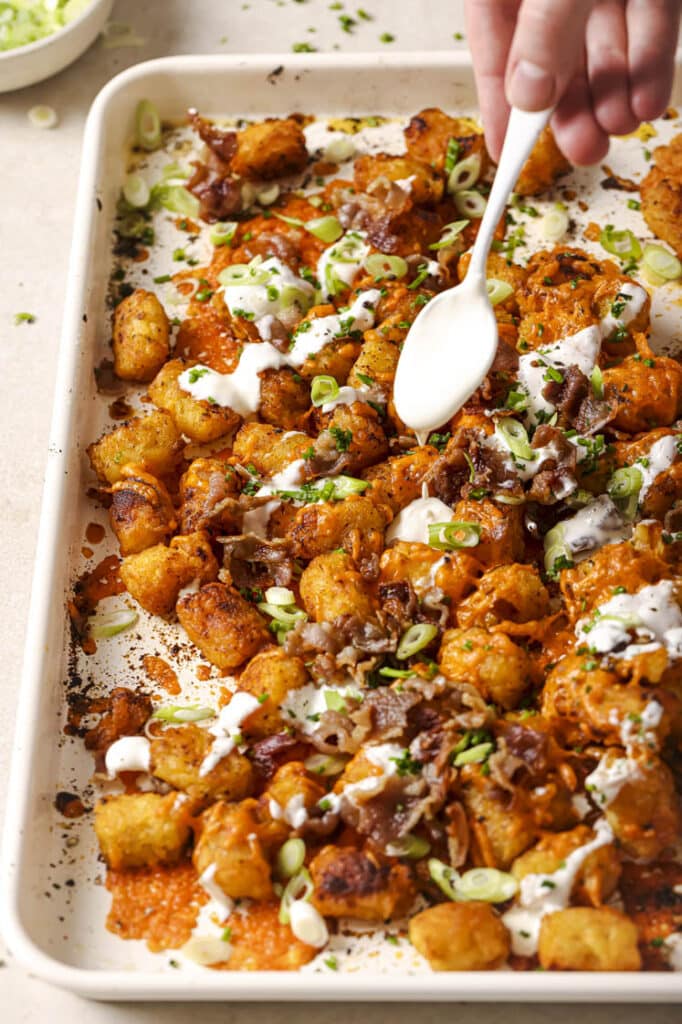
600 282 647 338
576 579 682 663
288 289 381 366
585 752 640 807
199 692 260 776
321 384 383 413
279 681 361 736
664 933 682 971
517 325 602 425
636 434 678 501
385 484 453 545
316 232 370 299
222 256 314 333
560 495 631 562
502 819 613 956
105 736 151 778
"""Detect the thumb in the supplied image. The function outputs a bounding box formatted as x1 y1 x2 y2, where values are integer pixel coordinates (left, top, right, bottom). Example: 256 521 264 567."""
506 0 597 111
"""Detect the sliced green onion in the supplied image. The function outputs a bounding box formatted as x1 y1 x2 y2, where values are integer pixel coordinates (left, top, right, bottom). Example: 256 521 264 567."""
135 99 162 152
505 389 528 413
541 203 569 243
385 834 431 859
486 278 513 306
452 867 518 903
256 183 280 206
328 231 368 263
151 184 199 217
607 465 643 500
28 105 57 130
496 418 534 461
599 226 642 262
304 753 348 776
306 215 344 243
123 173 150 209
279 867 314 925
364 253 408 280
453 741 493 766
90 608 138 639
323 136 356 163
543 523 570 575
257 602 307 626
428 521 481 551
494 493 526 506
396 623 439 660
328 475 369 499
444 137 461 175
274 213 305 228
324 690 347 712
219 261 270 287
447 153 481 194
590 365 604 398
210 221 238 246
311 375 340 407
152 705 216 723
429 219 469 251
264 586 296 606
454 190 487 218
428 858 460 900
276 838 306 879
642 243 682 282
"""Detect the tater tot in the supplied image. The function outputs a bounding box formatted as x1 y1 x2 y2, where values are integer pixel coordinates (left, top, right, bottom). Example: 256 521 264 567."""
408 902 510 971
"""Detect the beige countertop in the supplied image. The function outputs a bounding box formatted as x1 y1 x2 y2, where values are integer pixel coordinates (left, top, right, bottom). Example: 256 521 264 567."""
0 0 679 1018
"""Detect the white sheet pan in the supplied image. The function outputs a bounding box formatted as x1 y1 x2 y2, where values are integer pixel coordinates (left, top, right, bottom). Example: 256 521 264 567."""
2 51 682 1001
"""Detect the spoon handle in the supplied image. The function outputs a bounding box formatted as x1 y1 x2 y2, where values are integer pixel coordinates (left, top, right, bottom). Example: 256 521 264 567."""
467 106 554 279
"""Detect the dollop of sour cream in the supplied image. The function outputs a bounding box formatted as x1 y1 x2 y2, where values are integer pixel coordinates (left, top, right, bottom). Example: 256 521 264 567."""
385 485 454 545
199 692 261 776
105 736 151 778
222 256 314 334
576 579 682 663
559 495 631 562
502 819 613 956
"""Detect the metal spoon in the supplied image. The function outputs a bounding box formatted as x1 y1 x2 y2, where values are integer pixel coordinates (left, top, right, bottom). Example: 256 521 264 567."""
394 106 553 442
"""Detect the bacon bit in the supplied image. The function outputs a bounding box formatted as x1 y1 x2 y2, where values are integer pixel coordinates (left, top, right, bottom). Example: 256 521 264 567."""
583 222 602 243
143 654 181 695
312 159 338 177
86 522 106 544
600 165 640 192
106 862 206 952
54 791 87 818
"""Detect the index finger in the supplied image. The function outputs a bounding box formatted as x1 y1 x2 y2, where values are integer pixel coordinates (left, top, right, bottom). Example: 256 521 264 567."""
464 0 521 161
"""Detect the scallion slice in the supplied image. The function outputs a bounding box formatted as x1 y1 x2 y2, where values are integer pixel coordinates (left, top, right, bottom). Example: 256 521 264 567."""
428 521 481 551
306 215 344 242
327 475 369 499
324 690 347 712
310 375 340 407
151 183 199 217
486 278 513 306
219 260 270 287
429 219 469 251
276 838 306 879
304 752 348 775
590 365 604 398
447 153 481 194
152 705 216 723
541 203 569 243
428 858 460 900
642 243 682 282
396 623 439 660
599 226 642 261
210 221 238 246
323 136 356 163
28 105 58 130
123 173 151 209
135 99 162 152
89 608 138 639
454 190 487 218
278 867 314 925
364 253 408 280
385 834 431 859
496 417 534 461
256 183 280 206
452 741 493 766
607 465 643 500
264 586 296 606
452 867 518 903
257 602 307 626
543 523 570 576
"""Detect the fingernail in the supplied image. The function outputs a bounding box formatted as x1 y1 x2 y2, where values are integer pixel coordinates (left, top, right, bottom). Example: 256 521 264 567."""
508 60 555 110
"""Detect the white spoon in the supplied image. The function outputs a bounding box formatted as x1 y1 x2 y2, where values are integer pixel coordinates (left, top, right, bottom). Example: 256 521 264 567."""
394 106 553 443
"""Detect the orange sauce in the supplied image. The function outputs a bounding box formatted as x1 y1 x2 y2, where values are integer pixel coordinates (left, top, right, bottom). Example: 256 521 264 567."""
106 863 206 952
69 554 125 652
222 902 316 971
143 655 181 695
86 522 106 544
196 664 211 681
175 216 200 233
81 547 93 559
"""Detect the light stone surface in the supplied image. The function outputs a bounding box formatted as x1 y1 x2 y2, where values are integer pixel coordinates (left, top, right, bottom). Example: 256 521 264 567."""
0 0 679 1018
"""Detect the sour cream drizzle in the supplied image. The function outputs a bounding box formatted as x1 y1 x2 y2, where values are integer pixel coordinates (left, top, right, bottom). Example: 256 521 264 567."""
502 819 614 956
636 434 679 501
178 289 381 417
385 484 454 545
199 692 260 776
576 579 682 662
222 256 314 333
105 736 151 778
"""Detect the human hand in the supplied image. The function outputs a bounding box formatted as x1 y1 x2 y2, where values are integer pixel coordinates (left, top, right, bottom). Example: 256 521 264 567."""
464 0 681 165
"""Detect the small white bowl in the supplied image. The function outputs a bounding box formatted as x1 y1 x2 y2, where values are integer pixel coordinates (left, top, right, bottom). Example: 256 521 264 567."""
0 0 113 93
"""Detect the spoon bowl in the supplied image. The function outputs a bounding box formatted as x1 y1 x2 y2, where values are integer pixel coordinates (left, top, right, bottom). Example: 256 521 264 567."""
394 105 553 440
